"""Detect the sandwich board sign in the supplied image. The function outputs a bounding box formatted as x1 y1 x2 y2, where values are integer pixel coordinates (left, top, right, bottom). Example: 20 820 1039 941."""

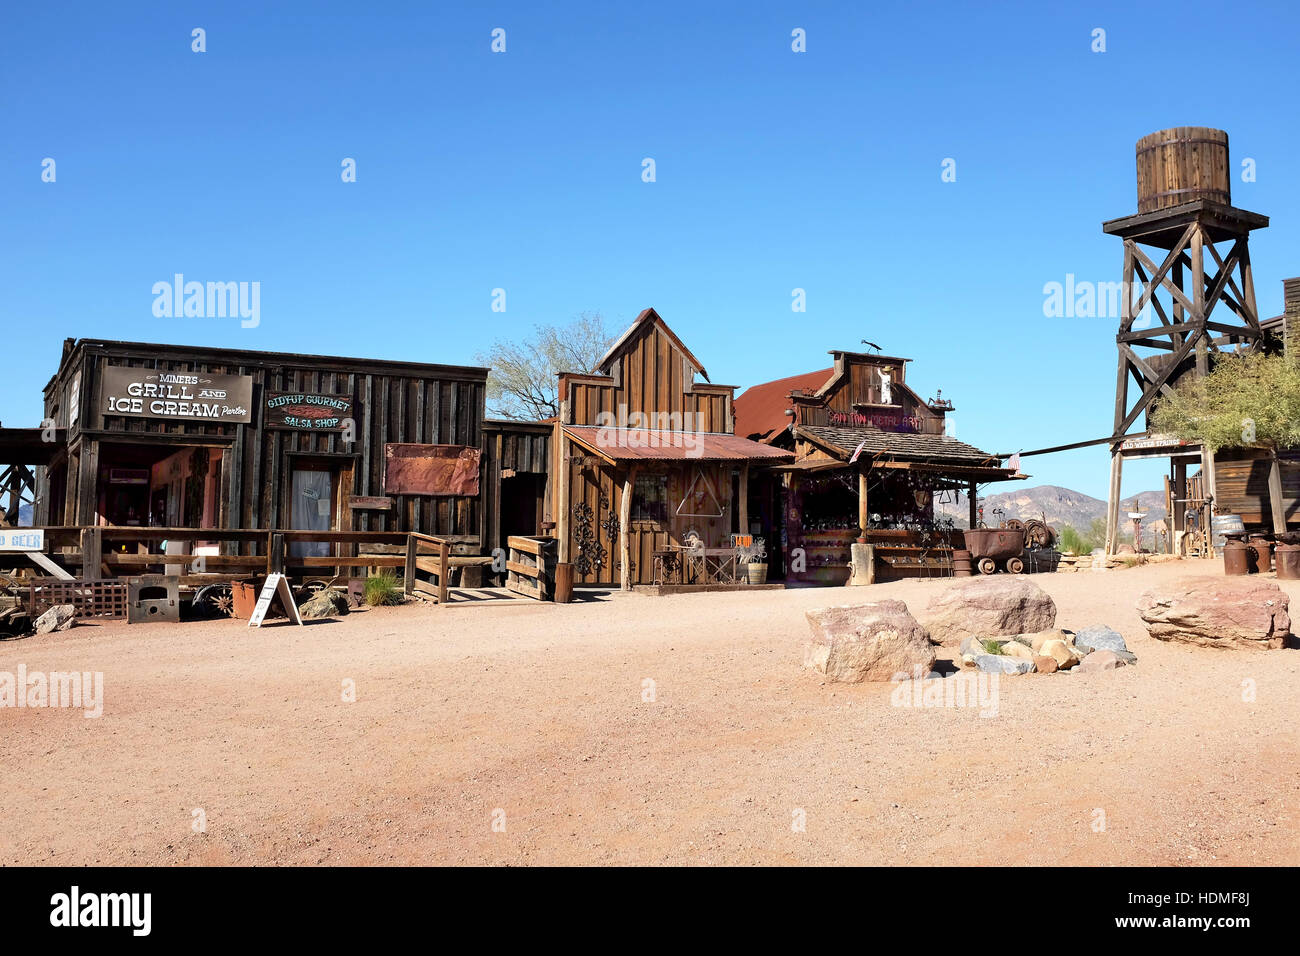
248 573 303 627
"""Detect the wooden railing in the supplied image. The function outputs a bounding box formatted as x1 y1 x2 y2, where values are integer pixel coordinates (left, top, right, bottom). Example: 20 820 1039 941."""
505 535 556 600
405 532 451 605
30 527 470 605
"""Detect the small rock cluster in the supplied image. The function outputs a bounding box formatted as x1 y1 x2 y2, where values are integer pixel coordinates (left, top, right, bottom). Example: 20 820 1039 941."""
958 625 1136 676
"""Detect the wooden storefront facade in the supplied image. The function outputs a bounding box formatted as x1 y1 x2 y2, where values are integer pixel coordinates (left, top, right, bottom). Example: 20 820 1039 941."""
736 349 1023 584
552 309 792 587
36 339 489 550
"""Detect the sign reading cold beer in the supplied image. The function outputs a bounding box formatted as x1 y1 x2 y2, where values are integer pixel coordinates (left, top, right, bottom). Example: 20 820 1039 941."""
101 366 253 423
264 392 355 430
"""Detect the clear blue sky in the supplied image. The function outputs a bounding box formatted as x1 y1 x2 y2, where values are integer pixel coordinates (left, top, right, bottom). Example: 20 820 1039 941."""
3 1 1297 499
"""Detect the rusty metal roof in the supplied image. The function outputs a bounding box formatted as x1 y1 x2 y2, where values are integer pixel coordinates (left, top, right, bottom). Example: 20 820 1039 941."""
564 426 794 463
733 368 835 441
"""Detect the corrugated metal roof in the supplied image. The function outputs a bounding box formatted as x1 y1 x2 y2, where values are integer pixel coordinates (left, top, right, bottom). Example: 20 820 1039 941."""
798 424 1000 466
733 368 835 441
564 426 794 462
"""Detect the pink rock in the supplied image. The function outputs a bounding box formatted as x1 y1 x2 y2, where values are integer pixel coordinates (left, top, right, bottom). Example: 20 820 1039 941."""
1136 576 1290 650
804 600 936 683
1077 649 1124 672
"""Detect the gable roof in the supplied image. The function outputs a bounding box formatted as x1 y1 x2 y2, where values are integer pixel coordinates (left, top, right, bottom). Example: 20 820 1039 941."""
596 308 710 382
733 368 835 442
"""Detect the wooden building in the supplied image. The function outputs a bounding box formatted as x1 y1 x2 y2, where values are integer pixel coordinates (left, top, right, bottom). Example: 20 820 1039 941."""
552 309 793 588
735 349 1023 583
35 338 489 550
481 418 551 559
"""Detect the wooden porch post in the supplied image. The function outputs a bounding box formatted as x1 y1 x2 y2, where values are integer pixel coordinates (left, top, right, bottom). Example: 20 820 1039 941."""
619 464 636 591
556 428 570 563
738 463 749 534
857 467 869 537
967 480 977 529
1268 454 1287 535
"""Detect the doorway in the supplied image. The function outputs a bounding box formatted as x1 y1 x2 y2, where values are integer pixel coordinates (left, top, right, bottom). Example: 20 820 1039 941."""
288 461 339 558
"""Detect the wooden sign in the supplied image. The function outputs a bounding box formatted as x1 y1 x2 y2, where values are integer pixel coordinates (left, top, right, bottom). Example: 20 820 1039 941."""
248 573 303 627
265 392 356 430
383 444 481 496
0 528 44 552
347 496 393 511
101 366 253 423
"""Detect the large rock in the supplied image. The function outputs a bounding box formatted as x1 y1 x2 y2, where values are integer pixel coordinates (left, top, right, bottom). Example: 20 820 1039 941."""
1077 650 1126 673
298 587 350 619
34 604 76 634
975 654 1035 675
1136 577 1290 650
804 600 936 683
920 577 1058 645
1072 626 1128 654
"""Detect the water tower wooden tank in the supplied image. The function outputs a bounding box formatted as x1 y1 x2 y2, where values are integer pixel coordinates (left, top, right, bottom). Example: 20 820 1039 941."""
1101 127 1269 554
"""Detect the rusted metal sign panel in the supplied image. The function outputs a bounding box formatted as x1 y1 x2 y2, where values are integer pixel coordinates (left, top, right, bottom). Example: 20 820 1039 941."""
383 444 480 496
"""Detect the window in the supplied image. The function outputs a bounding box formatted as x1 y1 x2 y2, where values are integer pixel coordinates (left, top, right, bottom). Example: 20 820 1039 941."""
632 473 669 523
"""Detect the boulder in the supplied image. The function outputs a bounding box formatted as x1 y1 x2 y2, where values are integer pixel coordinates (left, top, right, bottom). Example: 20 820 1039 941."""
1033 655 1059 674
1072 626 1128 655
1077 650 1126 673
298 588 350 620
1042 638 1086 668
975 655 1035 675
999 640 1035 661
1136 577 1290 650
1028 629 1072 653
34 604 76 634
804 600 936 683
920 577 1057 645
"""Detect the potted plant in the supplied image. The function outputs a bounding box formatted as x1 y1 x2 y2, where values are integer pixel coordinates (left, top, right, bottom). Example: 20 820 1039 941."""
743 537 768 585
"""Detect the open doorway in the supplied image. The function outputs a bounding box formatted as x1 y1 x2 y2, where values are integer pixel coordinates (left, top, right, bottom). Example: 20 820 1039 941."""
288 459 341 558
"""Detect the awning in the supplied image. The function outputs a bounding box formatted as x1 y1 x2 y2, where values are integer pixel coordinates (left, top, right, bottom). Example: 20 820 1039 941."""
563 426 794 464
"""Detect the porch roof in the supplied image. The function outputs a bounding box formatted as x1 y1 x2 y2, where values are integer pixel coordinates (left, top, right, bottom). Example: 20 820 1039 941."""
563 426 794 464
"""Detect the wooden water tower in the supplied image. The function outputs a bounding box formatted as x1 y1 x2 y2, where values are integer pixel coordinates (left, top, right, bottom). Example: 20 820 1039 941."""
1102 127 1268 554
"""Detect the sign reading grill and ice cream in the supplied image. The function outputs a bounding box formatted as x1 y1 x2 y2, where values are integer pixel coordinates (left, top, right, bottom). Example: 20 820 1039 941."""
265 392 355 430
100 366 253 423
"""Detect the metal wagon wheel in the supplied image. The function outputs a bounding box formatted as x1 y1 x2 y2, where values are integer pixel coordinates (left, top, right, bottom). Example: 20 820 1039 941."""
977 557 998 575
1005 556 1025 574
1024 520 1054 550
193 583 234 618
1005 519 1025 532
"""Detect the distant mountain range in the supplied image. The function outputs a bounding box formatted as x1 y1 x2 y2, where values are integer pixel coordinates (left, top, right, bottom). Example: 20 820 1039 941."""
937 484 1167 533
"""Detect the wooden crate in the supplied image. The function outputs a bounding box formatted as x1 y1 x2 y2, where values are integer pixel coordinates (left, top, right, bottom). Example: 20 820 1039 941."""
505 536 556 600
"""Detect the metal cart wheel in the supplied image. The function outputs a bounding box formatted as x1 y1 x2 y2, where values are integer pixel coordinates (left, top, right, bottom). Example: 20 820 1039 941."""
977 557 998 575
1005 557 1025 574
193 583 234 618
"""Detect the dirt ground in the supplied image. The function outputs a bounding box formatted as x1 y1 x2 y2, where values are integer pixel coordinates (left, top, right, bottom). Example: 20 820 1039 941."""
2 560 1297 866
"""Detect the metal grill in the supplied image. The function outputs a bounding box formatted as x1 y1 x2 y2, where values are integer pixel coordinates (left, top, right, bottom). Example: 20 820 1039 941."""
26 579 129 620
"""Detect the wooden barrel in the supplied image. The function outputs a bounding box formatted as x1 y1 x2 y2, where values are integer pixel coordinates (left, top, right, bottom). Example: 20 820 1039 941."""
1136 127 1230 213
951 549 973 577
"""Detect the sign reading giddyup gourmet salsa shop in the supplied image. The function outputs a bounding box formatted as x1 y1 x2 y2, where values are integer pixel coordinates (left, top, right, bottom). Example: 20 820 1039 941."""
100 366 254 423
264 392 356 430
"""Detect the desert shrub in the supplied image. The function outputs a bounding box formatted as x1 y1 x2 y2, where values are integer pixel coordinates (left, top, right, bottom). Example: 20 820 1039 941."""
363 572 404 607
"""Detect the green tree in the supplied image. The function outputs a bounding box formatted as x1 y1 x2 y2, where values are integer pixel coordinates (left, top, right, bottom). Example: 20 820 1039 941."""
475 312 616 420
1150 352 1300 453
